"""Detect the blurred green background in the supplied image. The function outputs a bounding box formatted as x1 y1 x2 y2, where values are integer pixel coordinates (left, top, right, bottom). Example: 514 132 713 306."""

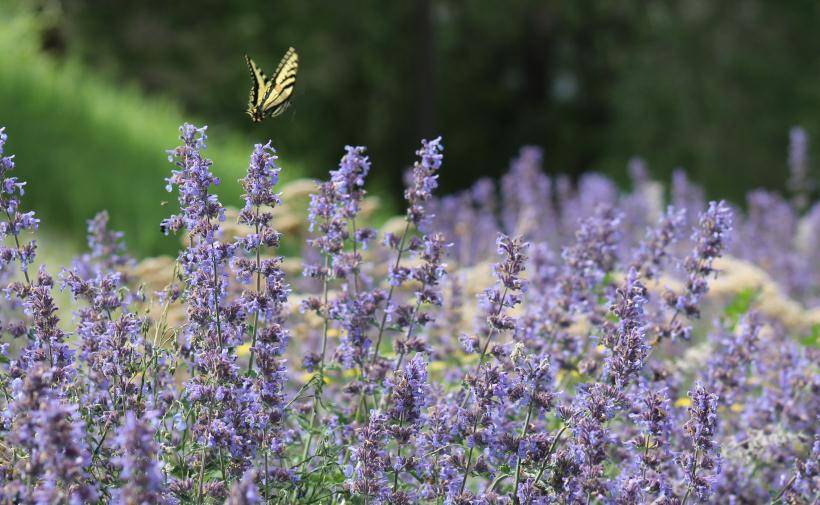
2 0 819 256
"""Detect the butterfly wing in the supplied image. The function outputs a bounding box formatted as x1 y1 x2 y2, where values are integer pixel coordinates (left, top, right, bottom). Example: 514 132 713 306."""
261 47 299 117
245 54 273 120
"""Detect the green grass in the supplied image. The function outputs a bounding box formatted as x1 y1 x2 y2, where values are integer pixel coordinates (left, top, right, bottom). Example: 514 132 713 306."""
0 7 304 255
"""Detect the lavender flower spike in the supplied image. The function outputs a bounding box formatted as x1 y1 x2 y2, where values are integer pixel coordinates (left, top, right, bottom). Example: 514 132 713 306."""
481 234 528 333
678 382 721 503
405 136 443 226
662 200 733 340
114 412 167 504
0 126 39 276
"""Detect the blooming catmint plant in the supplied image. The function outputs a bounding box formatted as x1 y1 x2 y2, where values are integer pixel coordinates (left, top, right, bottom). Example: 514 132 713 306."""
162 124 261 495
0 124 816 504
559 205 622 315
661 200 733 340
601 268 650 388
374 136 445 369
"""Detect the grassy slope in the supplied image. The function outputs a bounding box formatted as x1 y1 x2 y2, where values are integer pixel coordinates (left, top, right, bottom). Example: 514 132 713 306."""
0 9 302 256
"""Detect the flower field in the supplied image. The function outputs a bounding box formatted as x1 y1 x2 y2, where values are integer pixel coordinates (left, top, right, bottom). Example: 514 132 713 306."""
0 124 817 504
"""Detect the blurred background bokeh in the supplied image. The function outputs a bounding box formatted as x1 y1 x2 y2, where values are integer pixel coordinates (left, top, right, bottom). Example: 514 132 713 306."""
1 0 819 255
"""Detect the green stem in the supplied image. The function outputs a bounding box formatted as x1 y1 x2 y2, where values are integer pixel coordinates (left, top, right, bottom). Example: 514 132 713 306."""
459 413 482 494
370 220 411 364
377 296 425 411
771 474 797 504
263 432 270 503
247 214 262 375
533 425 567 488
513 396 536 503
350 216 360 294
295 252 331 501
210 244 224 348
219 446 228 489
681 447 700 505
4 208 32 285
458 287 511 493
459 286 510 410
196 414 210 505
392 416 405 493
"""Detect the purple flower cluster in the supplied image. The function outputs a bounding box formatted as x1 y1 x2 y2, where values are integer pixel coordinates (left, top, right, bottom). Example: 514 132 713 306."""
405 136 442 227
601 268 650 388
114 412 167 504
235 141 289 437
661 200 733 340
678 383 721 503
0 127 39 278
0 124 817 504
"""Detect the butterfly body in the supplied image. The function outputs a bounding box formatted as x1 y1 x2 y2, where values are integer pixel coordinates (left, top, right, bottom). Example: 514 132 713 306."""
245 48 299 122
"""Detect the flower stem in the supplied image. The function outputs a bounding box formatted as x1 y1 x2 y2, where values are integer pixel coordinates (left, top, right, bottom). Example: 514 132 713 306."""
371 220 411 365
247 213 263 376
513 394 536 502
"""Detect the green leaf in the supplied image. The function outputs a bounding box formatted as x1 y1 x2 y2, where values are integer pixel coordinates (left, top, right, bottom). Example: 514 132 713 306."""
723 287 759 326
800 324 820 348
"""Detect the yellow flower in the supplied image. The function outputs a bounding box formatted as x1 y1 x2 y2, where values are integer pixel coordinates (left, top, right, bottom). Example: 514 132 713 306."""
674 397 692 408
236 343 251 358
428 360 449 374
298 372 330 384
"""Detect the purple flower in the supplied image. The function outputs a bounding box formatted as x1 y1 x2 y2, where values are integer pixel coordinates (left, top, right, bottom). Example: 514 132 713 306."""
333 145 371 217
163 124 261 471
331 288 386 368
405 136 443 227
160 124 222 237
601 268 649 388
629 384 674 494
706 312 762 405
345 411 390 502
662 200 733 340
82 210 132 274
114 412 167 504
235 140 290 437
559 205 622 314
385 353 430 431
305 145 375 282
678 382 721 502
481 234 528 331
239 141 281 212
225 470 261 505
0 127 39 276
630 206 686 281
30 399 97 504
12 267 76 381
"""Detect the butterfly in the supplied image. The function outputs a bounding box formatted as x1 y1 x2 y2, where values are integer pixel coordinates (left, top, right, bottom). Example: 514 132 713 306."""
244 47 299 122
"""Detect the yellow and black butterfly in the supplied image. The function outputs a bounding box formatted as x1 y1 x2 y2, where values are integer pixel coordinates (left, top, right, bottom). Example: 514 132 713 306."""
244 47 299 122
